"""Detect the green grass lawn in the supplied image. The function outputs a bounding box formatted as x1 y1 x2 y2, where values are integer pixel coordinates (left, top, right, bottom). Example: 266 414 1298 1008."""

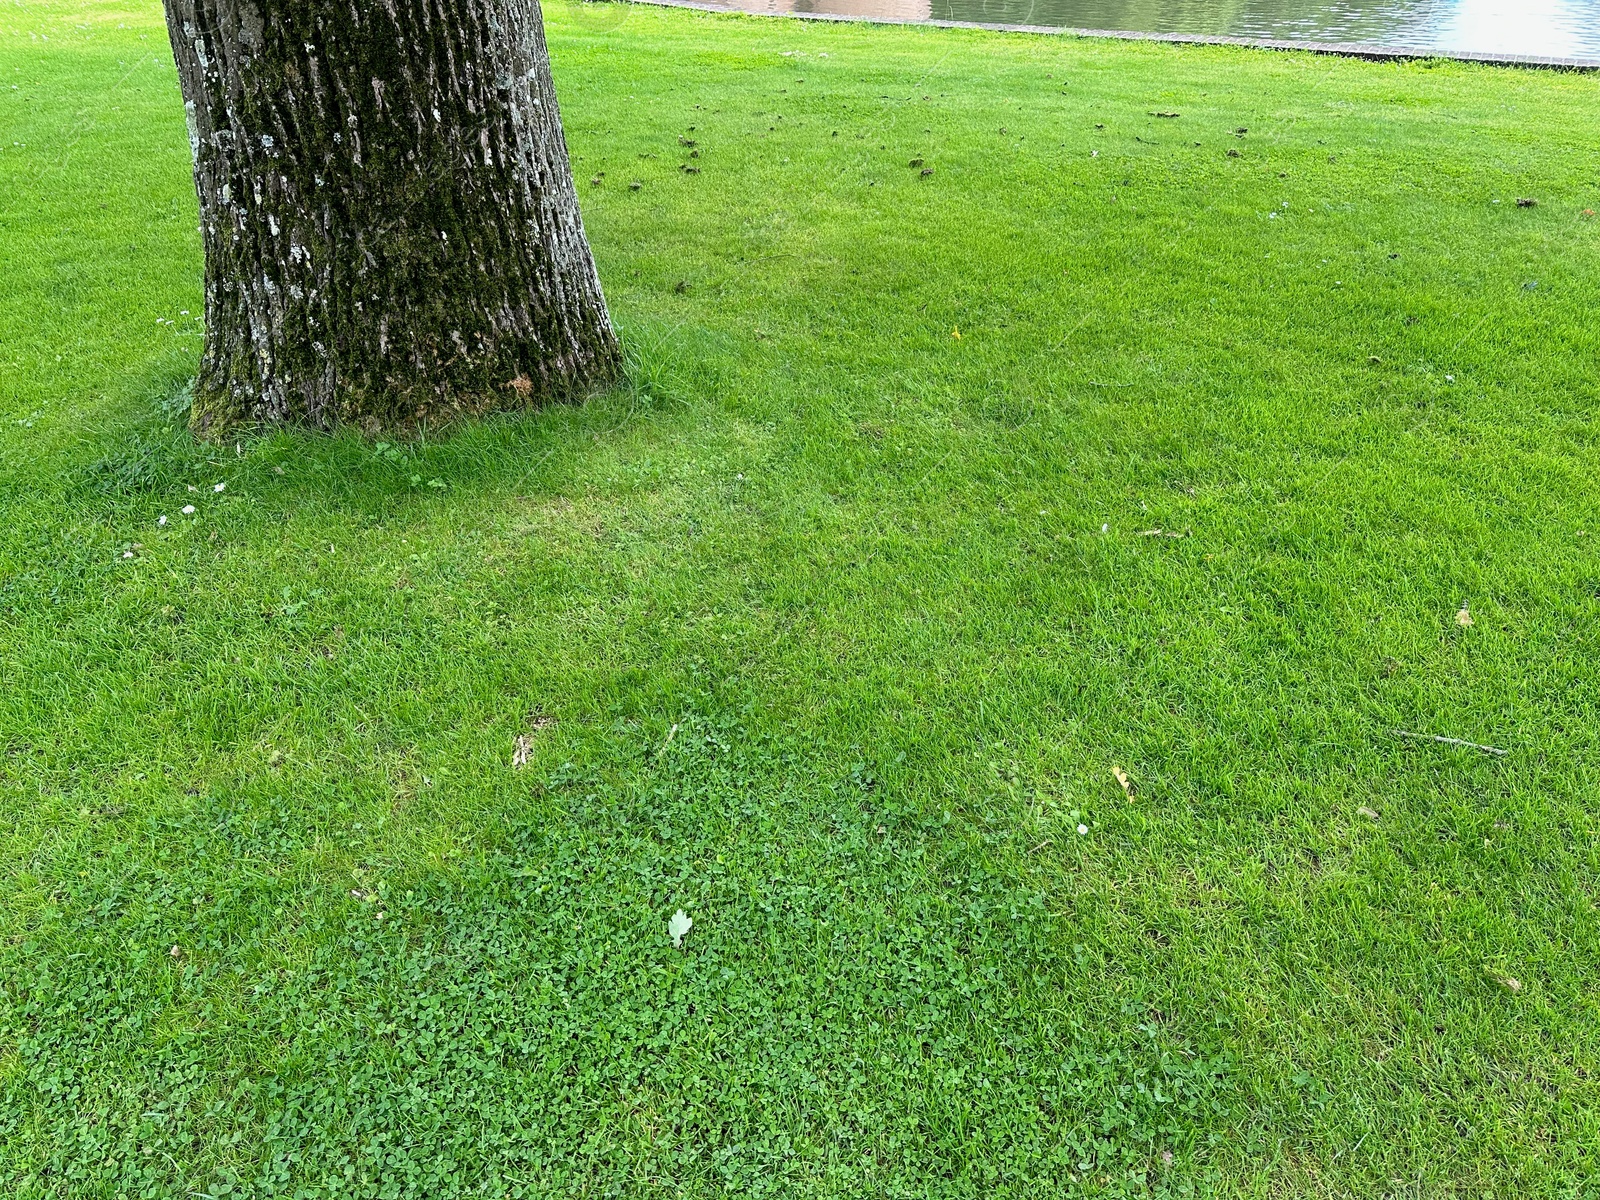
3 1 1600 1195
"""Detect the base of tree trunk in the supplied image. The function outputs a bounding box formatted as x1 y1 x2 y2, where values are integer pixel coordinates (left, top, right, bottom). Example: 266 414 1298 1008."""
165 0 621 435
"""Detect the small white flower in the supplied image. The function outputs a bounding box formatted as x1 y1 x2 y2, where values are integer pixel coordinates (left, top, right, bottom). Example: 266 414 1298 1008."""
1101 523 1109 533
213 482 226 492
1076 824 1088 836
181 505 196 515
122 550 134 559
1268 211 1278 219
158 515 167 526
1445 374 1455 382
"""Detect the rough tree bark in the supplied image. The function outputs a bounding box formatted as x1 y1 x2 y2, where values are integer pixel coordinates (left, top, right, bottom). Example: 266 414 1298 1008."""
162 0 620 433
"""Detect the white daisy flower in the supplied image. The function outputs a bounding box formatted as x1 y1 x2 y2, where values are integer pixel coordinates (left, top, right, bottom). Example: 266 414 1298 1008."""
213 482 226 492
158 515 167 526
182 505 196 515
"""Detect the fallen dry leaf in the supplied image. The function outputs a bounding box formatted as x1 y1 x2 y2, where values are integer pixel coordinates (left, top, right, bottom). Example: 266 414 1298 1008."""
1456 606 1474 627
1357 805 1380 821
511 735 534 768
668 909 693 948
1112 765 1135 800
1502 976 1523 993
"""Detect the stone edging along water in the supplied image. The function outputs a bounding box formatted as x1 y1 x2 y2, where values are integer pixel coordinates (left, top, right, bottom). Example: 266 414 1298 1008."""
622 0 1600 70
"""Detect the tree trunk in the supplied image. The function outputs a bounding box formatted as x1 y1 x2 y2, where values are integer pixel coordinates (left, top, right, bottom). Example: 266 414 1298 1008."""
162 0 620 434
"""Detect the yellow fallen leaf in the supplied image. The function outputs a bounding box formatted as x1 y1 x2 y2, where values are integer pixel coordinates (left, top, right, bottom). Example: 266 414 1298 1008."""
951 327 962 340
1112 766 1134 800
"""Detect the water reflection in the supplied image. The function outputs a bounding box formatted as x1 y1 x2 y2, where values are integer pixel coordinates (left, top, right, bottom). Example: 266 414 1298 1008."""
698 0 1600 57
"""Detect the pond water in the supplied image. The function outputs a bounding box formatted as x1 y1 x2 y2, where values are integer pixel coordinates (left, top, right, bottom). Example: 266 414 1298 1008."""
682 0 1600 59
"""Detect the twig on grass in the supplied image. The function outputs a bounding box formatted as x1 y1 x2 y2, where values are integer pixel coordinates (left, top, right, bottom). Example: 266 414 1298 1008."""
1391 729 1507 757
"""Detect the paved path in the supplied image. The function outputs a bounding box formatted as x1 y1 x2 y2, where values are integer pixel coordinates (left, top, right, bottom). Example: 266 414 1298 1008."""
629 0 1600 71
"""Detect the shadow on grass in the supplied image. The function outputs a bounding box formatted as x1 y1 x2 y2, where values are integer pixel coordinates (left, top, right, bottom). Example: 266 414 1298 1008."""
3 704 1236 1195
71 317 738 518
